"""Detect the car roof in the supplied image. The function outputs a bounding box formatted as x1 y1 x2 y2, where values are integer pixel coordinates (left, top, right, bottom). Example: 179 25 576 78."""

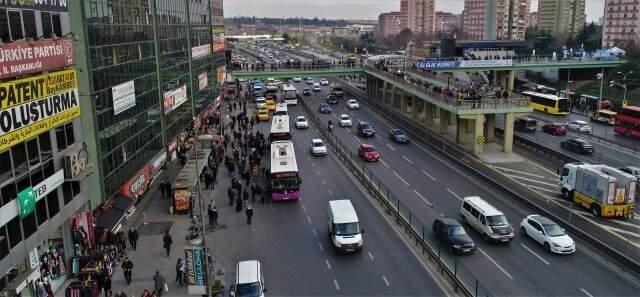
463 196 503 216
360 143 374 148
340 114 350 117
528 214 556 225
436 217 462 226
572 120 587 124
311 138 323 143
296 116 305 120
572 139 588 143
236 260 261 284
328 200 358 224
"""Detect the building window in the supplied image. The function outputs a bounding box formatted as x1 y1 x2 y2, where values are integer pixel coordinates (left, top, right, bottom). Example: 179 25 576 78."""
22 212 37 238
0 9 8 42
36 198 48 226
0 183 17 206
55 123 76 151
46 191 60 218
26 138 39 168
7 216 22 249
39 133 53 161
11 143 28 177
0 151 11 184
51 13 62 38
21 10 36 39
7 10 23 40
0 226 9 261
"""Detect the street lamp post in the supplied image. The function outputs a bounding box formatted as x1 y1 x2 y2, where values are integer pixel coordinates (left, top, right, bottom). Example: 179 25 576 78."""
617 71 633 106
597 68 605 111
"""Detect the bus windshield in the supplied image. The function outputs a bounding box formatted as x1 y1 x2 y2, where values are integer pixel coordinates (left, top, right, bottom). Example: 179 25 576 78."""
271 174 300 192
270 141 300 200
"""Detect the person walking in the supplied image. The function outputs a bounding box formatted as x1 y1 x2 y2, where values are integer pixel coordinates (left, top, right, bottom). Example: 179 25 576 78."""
208 204 218 228
103 273 112 297
153 271 166 297
162 230 173 257
122 257 134 285
246 205 254 225
159 181 166 199
227 186 235 206
131 228 139 250
127 228 135 250
175 258 185 286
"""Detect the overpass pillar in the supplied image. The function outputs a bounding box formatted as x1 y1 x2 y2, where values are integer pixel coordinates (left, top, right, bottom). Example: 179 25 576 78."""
424 103 434 125
439 108 450 134
456 117 468 144
503 113 515 153
413 99 421 119
400 93 407 113
473 114 485 155
507 70 515 97
382 81 389 104
484 114 496 143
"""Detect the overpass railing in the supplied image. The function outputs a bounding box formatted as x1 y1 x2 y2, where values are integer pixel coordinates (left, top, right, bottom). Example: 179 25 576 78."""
229 62 363 73
374 55 624 68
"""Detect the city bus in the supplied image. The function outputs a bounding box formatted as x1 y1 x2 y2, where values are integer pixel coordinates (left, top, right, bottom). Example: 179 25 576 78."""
269 115 291 142
614 105 640 138
522 91 570 115
269 141 301 201
274 103 288 116
590 109 617 125
281 84 299 105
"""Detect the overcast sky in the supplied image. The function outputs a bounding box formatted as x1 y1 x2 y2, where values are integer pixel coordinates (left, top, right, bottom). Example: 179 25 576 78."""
225 0 604 23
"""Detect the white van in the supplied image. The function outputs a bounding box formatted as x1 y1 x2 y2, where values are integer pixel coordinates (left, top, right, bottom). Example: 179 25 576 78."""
327 200 364 253
460 196 514 243
231 260 266 297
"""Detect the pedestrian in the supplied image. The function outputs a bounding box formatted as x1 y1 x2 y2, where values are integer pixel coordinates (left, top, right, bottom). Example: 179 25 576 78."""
127 228 135 250
103 273 112 297
130 228 139 250
116 290 128 297
243 188 249 202
246 205 254 225
122 257 134 285
251 183 256 202
159 181 166 198
227 186 235 206
163 230 173 257
208 203 217 227
153 270 166 297
141 289 151 297
175 258 185 286
236 194 243 212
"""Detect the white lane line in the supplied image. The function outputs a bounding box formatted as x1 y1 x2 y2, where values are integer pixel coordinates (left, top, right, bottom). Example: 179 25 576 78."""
520 243 550 266
421 169 437 181
368 251 375 261
382 275 390 287
393 171 410 186
306 216 312 224
504 174 558 187
386 144 397 151
376 135 383 140
328 189 334 196
325 259 332 270
346 129 352 134
380 159 390 168
307 156 311 161
316 170 321 175
318 242 324 251
302 205 307 212
526 185 558 194
414 190 434 207
490 165 553 178
333 279 341 291
311 162 316 167
402 155 414 165
312 228 318 237
446 188 463 201
580 288 594 297
352 134 361 142
478 248 514 280
322 180 327 185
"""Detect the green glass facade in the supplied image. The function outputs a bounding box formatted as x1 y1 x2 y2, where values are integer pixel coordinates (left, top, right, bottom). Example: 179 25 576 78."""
73 0 225 204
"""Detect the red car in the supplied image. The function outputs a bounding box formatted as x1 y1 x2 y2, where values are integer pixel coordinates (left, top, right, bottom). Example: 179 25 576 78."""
542 123 568 136
358 144 380 162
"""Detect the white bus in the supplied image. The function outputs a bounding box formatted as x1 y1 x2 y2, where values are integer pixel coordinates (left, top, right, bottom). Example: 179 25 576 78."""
274 103 288 116
269 141 301 201
270 115 291 142
281 84 299 105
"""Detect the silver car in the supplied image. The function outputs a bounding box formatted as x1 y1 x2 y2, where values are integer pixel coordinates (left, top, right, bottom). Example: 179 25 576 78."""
567 120 591 133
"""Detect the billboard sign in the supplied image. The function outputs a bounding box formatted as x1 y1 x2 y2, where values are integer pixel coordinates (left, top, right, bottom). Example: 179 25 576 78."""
0 37 75 79
184 247 206 294
0 0 68 11
198 72 208 90
191 44 211 60
112 80 136 115
212 33 225 53
163 85 188 114
0 70 80 152
17 170 64 218
415 59 513 70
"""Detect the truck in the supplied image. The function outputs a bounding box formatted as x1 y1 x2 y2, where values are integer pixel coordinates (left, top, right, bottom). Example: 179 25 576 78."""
559 163 636 218
330 83 344 98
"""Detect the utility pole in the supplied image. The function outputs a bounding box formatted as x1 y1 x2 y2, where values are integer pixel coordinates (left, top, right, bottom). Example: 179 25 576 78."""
598 67 604 111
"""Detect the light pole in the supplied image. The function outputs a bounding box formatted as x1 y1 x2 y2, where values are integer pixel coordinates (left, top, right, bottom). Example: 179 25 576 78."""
597 68 605 111
617 71 633 106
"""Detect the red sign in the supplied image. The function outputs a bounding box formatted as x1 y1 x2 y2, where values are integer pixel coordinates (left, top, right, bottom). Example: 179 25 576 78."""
0 37 75 79
212 42 225 54
119 165 151 198
167 138 178 155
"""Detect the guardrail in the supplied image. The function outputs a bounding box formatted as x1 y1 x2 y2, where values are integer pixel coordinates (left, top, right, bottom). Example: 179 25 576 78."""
298 96 489 297
336 78 640 278
376 55 625 66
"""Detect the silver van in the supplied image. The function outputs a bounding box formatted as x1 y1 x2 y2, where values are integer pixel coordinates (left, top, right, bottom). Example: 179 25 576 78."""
460 196 514 243
327 200 364 253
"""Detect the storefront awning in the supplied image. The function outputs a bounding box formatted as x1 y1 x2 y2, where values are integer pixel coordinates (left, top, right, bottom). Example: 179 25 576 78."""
95 208 125 233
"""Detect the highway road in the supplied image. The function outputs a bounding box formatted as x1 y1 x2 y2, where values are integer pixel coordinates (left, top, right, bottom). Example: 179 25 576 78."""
207 85 447 296
290 78 640 296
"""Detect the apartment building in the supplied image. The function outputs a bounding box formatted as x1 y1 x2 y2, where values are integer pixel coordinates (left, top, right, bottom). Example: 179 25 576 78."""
462 0 530 40
602 0 640 48
538 0 586 37
400 0 436 34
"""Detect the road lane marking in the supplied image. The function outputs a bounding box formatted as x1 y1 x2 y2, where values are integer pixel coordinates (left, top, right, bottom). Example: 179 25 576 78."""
328 189 333 195
504 174 558 187
306 216 312 224
316 170 320 175
368 251 375 261
386 144 397 151
352 134 361 142
311 162 316 167
333 279 340 291
382 275 390 287
489 165 554 178
402 155 414 164
302 205 307 212
603 226 640 239
478 248 514 280
312 228 318 237
520 243 550 266
376 135 382 140
580 288 594 297
325 259 332 270
421 170 437 181
525 185 558 194
322 180 327 185
318 242 324 251
379 159 390 168
446 188 463 201
393 171 410 186
414 190 433 207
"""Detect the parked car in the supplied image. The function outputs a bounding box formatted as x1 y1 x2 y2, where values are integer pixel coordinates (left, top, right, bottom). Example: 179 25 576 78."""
319 103 332 114
567 120 592 133
303 88 312 96
338 114 352 127
520 214 575 254
326 95 338 104
432 217 476 255
357 121 375 137
542 123 567 136
346 99 360 110
561 138 594 154
515 118 537 133
389 129 410 143
358 144 380 162
295 116 309 129
310 138 328 156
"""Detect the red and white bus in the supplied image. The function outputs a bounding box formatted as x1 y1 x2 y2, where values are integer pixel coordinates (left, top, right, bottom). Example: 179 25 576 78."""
614 105 640 138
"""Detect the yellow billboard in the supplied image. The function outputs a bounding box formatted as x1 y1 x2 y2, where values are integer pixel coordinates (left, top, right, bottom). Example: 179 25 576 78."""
0 69 77 110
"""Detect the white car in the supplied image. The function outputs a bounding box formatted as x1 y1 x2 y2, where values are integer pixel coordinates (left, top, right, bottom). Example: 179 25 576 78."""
295 116 309 129
293 77 302 82
310 139 328 156
320 78 329 86
338 114 352 127
255 97 266 109
306 79 314 85
313 86 322 92
567 120 591 133
520 215 575 254
347 99 360 110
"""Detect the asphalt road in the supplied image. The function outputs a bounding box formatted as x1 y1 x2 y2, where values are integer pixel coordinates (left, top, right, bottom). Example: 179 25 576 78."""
291 79 640 297
208 86 446 296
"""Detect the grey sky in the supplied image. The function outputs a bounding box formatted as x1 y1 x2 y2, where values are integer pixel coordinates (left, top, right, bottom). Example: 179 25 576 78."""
225 0 604 23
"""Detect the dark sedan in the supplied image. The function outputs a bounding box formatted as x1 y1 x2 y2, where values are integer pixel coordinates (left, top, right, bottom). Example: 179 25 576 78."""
303 88 312 96
319 103 332 114
561 138 594 154
389 129 410 143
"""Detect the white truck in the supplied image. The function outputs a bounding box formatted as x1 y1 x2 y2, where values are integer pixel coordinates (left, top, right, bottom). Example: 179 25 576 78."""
559 163 636 218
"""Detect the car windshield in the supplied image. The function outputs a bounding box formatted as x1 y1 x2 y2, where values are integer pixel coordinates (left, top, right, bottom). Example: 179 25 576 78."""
486 215 508 226
362 124 372 129
297 118 305 122
235 282 261 297
341 115 350 120
543 224 565 237
313 142 324 147
335 222 360 236
448 225 466 236
363 146 375 152
393 130 405 135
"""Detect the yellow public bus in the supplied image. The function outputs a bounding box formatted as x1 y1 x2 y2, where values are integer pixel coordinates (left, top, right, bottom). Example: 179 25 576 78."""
590 109 617 125
522 91 570 115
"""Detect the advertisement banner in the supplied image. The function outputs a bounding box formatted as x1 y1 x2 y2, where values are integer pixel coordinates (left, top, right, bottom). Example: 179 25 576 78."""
215 66 225 85
184 247 206 294
415 60 461 70
198 72 208 90
112 80 136 115
191 44 211 60
415 59 513 70
174 188 190 211
17 170 64 218
0 70 80 152
119 165 151 198
1 0 68 11
163 85 187 114
0 37 75 79
212 33 225 54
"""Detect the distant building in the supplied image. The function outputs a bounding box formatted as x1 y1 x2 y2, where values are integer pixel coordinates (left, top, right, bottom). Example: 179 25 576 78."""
462 0 530 41
527 11 539 28
602 0 640 48
400 0 436 34
435 12 462 35
378 12 402 39
537 0 586 37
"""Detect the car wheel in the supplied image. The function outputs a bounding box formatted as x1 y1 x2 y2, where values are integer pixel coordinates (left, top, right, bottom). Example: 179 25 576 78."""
544 242 551 253
483 233 490 242
561 189 572 200
591 204 600 217
520 227 527 237
448 245 454 254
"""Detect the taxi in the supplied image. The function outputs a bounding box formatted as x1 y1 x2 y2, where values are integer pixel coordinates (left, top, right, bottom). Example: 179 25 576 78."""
265 98 276 111
256 108 270 121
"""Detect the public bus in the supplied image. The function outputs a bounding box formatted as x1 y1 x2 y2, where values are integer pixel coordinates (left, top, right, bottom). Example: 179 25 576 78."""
269 115 291 142
590 109 617 125
522 91 570 115
281 84 299 105
614 105 640 138
269 141 301 201
274 103 288 116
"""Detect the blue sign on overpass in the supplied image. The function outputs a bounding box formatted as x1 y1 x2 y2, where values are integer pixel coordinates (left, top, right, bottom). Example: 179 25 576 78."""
415 59 513 70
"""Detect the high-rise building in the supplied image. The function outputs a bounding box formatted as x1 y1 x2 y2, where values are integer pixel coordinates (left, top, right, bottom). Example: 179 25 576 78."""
538 0 586 37
378 12 402 39
400 0 436 34
435 12 462 35
0 2 91 296
602 0 640 48
527 11 539 28
462 0 530 40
